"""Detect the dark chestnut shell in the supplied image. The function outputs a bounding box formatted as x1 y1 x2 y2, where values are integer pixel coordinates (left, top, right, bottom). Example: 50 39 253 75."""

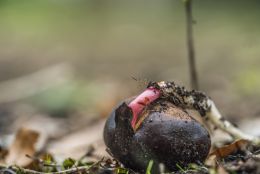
103 99 211 173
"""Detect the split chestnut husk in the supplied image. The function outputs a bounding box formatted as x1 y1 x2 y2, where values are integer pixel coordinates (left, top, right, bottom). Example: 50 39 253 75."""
103 87 211 173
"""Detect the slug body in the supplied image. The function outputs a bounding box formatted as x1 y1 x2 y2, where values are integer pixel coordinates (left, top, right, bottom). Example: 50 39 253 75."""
103 87 211 173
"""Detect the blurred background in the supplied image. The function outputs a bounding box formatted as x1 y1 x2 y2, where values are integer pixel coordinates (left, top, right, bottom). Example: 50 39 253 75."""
0 0 260 161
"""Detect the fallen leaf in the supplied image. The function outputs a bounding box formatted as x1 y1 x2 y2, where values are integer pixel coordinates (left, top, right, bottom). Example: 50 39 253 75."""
210 139 250 159
5 128 39 166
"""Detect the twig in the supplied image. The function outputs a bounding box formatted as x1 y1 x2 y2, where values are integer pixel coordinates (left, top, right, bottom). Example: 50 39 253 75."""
10 166 89 174
4 161 100 174
25 154 61 168
184 0 199 90
207 100 260 144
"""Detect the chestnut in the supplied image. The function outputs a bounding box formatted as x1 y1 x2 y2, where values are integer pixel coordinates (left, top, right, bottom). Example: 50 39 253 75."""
103 86 211 173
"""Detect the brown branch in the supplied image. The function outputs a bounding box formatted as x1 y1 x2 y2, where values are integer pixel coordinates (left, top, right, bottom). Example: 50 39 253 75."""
184 0 199 90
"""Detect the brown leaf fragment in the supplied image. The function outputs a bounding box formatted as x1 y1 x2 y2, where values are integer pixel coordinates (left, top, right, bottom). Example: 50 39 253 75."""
5 128 39 166
210 139 250 159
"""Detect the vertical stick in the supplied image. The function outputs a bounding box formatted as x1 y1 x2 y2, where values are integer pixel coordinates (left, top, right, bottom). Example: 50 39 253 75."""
184 0 199 89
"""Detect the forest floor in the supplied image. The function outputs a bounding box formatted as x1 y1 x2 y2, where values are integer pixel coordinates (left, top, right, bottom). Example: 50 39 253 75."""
0 106 260 174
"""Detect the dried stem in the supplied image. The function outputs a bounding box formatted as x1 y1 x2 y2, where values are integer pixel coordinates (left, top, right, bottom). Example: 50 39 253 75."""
0 161 100 174
207 100 260 145
184 0 199 89
12 165 91 174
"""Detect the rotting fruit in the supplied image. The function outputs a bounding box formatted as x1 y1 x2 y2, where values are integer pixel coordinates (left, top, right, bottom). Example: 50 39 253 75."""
103 83 211 173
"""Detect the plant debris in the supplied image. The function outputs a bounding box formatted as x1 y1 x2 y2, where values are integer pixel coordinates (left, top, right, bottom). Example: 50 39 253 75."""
1 81 260 174
0 131 260 174
5 128 39 167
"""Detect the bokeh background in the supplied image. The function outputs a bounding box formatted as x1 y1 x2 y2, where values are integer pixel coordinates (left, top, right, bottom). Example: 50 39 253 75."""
0 0 260 159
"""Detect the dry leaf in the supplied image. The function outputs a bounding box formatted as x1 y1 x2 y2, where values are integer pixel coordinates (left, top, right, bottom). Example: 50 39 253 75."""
5 128 39 166
210 139 250 159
